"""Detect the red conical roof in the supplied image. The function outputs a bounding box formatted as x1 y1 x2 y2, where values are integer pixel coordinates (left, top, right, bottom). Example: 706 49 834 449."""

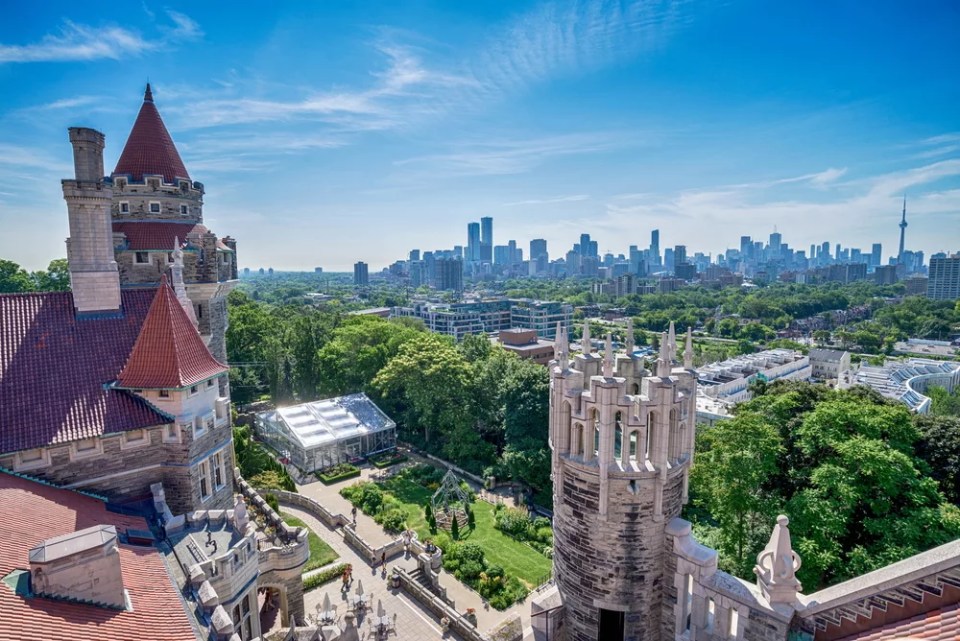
112 84 190 184
116 276 226 389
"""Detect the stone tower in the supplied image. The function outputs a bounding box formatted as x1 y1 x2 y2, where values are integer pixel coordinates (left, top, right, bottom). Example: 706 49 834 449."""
549 321 697 641
109 84 237 361
63 127 121 314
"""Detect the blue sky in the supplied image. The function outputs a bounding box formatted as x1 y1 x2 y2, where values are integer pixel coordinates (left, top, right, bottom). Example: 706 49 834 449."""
0 0 958 271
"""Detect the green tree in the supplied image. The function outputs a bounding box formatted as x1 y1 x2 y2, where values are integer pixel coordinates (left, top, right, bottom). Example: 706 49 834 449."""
0 259 34 293
450 513 460 540
914 415 960 504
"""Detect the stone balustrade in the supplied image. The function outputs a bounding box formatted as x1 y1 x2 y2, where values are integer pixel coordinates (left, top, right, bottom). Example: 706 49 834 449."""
392 567 488 641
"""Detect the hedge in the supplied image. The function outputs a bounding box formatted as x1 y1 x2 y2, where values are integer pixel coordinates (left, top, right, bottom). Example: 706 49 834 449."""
370 452 408 469
303 563 350 592
316 463 361 485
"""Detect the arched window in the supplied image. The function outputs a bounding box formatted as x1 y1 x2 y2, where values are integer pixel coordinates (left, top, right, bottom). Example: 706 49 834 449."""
614 411 623 460
629 431 639 460
591 409 600 459
561 401 572 453
573 423 584 456
668 408 679 462
631 382 640 395
646 411 657 461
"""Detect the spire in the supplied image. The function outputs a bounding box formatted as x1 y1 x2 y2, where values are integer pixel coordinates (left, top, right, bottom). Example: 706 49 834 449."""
582 321 592 354
555 321 568 369
171 236 198 328
667 321 677 360
603 333 614 377
684 327 694 369
898 194 908 263
657 331 671 377
754 515 802 605
113 84 190 184
626 318 635 355
116 275 227 389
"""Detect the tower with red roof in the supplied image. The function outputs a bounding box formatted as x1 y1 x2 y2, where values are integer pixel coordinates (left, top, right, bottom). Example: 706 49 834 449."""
109 84 237 362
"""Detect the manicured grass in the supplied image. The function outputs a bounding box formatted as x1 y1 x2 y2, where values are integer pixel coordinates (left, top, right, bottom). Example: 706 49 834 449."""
281 512 339 573
374 475 551 588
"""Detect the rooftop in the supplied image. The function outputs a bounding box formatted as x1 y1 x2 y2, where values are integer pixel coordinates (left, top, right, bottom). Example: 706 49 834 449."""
0 471 196 641
0 289 170 453
853 358 960 411
258 393 395 450
112 84 190 184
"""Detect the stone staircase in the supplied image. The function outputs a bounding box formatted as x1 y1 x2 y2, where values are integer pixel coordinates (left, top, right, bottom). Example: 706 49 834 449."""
410 566 445 600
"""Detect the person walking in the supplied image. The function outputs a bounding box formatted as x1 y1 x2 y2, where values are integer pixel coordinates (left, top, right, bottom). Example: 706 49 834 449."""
351 506 357 524
380 551 386 568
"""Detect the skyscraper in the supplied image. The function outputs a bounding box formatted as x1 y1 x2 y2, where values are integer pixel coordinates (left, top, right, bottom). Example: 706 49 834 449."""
871 243 882 268
530 238 547 261
467 222 481 262
353 261 369 286
927 253 960 301
436 257 463 291
769 231 782 257
480 216 493 262
409 249 420 262
674 245 687 266
898 196 908 264
650 229 660 266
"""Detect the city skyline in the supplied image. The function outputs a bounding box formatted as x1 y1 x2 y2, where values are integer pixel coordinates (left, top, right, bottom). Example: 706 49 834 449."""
1 1 959 271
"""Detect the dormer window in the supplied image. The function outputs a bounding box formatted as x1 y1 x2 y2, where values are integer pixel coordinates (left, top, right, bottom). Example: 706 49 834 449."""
149 179 160 190
71 437 102 460
159 389 170 399
121 428 149 450
149 201 161 214
120 201 130 213
135 251 149 264
15 448 48 471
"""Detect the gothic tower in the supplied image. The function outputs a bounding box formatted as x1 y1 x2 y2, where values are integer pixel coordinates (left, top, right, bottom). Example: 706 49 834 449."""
109 84 237 361
63 127 122 314
549 321 697 641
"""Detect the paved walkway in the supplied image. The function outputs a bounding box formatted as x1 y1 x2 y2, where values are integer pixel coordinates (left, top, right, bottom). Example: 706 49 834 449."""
290 464 534 637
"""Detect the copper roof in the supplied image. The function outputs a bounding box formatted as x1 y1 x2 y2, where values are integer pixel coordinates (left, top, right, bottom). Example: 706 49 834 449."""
0 290 169 453
0 471 197 641
112 84 190 184
116 276 227 389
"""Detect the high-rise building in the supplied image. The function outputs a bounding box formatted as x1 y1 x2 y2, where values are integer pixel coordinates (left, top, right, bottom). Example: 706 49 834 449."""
436 257 463 291
650 229 661 266
409 249 420 262
480 216 493 262
769 231 782 257
927 253 960 300
467 222 481 262
871 243 882 268
530 238 548 261
353 261 369 286
494 245 511 265
508 239 518 264
674 245 687 266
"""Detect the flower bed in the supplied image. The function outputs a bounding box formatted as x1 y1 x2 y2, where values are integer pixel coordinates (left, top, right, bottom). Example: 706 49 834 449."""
316 463 361 485
370 451 409 469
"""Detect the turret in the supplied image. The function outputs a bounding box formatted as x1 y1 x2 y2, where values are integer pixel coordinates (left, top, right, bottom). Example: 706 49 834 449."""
63 127 121 314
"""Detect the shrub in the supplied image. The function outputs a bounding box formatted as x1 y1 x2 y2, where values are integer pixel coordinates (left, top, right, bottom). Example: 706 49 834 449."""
450 515 460 540
302 563 349 592
264 493 280 513
317 463 361 485
467 505 476 530
376 508 407 533
251 470 288 491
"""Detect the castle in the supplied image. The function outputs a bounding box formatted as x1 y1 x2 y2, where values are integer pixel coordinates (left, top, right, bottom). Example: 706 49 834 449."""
0 87 306 641
532 321 960 641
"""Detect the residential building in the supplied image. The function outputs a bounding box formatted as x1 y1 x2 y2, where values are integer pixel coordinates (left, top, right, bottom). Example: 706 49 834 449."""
480 216 493 262
698 349 811 403
809 348 851 382
466 222 481 262
928 253 960 300
435 256 463 291
497 328 556 365
353 261 369 286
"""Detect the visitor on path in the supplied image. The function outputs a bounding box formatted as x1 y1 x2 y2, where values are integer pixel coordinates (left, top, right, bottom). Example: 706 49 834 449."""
380 551 386 567
351 506 357 523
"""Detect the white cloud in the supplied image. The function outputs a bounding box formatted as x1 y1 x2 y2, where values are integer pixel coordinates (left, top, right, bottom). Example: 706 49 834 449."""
0 11 201 64
502 194 590 206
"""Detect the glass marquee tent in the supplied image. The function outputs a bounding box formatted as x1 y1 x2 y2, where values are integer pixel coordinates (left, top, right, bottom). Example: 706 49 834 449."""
254 393 397 472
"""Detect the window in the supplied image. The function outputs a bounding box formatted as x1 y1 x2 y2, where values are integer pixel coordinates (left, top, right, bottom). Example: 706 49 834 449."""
206 416 215 432
122 428 148 449
213 452 225 489
180 204 188 215
194 415 206 438
163 423 181 444
149 201 161 213
683 574 693 632
72 437 101 460
167 252 174 263
158 389 170 398
15 448 48 471
135 251 149 264
196 304 203 319
728 608 739 638
207 379 215 388
198 460 211 501
119 201 130 213
598 609 625 641
189 385 198 396
706 597 715 633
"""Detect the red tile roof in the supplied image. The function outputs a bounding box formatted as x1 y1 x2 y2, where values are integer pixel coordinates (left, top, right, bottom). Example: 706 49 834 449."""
0 471 198 641
116 276 227 390
112 84 190 184
0 290 170 454
837 602 960 641
113 222 209 251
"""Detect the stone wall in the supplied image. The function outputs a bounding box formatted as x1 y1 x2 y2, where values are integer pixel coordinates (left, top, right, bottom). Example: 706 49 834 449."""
393 567 489 641
111 177 204 222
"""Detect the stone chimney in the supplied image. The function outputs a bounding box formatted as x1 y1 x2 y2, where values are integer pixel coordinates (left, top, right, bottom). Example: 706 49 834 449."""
63 127 121 314
29 524 126 609
754 514 802 605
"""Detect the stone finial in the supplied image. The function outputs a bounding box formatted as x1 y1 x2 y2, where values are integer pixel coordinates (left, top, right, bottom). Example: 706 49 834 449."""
582 321 592 354
684 327 694 369
144 82 154 103
171 236 199 329
603 333 614 377
555 322 569 369
754 515 802 605
626 318 635 354
657 331 671 377
667 321 677 359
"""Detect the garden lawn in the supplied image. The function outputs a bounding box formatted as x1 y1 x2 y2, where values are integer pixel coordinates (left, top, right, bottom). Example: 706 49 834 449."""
281 512 339 573
375 475 551 587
